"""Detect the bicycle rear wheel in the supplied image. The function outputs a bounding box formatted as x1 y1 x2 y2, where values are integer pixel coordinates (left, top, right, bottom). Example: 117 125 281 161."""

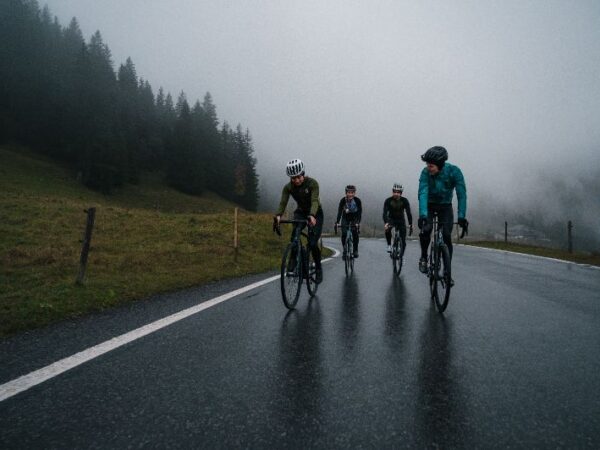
280 243 303 309
306 245 319 296
431 244 451 312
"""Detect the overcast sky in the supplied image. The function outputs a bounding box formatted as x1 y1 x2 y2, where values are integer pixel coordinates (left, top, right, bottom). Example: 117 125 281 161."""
43 0 600 216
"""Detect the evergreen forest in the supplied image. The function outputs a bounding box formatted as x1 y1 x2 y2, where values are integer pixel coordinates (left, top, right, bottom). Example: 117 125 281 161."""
0 0 259 210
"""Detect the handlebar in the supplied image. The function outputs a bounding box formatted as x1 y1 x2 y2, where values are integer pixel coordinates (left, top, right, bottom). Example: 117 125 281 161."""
272 218 311 236
334 223 360 235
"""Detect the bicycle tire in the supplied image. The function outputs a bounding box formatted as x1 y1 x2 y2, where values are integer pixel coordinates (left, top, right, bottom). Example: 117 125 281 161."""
306 245 319 297
280 243 303 309
395 238 404 277
432 244 452 312
344 239 351 276
392 237 400 275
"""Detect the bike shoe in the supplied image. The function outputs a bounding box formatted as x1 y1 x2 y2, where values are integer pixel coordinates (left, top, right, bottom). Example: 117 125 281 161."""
387 245 392 253
353 251 359 258
315 266 323 283
418 258 428 274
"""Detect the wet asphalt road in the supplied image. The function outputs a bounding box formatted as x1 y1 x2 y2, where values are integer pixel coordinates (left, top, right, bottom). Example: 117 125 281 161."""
1 238 600 448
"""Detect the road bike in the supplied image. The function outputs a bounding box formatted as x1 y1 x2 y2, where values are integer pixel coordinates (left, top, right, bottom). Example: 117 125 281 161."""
390 225 405 277
426 213 465 312
274 219 320 309
335 222 359 276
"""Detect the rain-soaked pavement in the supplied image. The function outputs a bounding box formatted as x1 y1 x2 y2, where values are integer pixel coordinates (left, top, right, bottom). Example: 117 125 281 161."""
1 238 599 448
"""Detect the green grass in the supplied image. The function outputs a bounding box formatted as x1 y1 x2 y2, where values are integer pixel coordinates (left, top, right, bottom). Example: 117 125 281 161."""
465 241 600 267
1 145 327 336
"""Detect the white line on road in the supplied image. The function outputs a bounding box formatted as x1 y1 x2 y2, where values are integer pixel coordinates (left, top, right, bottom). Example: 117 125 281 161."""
0 250 340 403
459 244 600 270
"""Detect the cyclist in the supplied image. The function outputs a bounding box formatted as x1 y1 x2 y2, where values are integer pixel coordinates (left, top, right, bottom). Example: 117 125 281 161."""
417 146 468 277
275 159 324 283
335 185 362 259
383 183 413 258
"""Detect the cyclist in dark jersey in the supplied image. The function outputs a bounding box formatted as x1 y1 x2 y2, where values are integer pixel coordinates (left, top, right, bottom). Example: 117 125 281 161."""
275 159 324 283
417 146 468 277
383 183 413 258
335 185 362 259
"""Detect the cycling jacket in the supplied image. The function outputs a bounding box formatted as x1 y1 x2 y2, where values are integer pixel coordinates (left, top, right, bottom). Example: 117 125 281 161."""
383 196 412 226
336 197 362 223
418 162 466 219
276 176 322 217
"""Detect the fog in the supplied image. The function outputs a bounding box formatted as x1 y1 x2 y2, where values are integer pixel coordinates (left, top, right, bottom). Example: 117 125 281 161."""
44 0 600 249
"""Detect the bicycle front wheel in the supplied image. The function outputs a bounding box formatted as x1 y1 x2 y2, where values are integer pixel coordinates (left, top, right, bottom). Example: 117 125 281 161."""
344 240 351 276
306 245 319 297
432 244 452 312
280 243 303 309
392 239 400 276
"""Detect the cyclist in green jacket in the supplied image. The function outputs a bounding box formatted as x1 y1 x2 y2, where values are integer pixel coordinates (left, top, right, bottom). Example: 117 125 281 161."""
275 159 324 283
417 146 468 275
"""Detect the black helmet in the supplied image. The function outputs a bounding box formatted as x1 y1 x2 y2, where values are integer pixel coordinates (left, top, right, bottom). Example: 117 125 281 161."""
345 184 356 192
421 146 448 168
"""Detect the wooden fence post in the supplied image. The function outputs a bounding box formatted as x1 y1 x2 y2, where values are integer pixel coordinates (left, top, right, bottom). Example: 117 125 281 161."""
76 207 96 285
505 221 508 244
568 221 573 253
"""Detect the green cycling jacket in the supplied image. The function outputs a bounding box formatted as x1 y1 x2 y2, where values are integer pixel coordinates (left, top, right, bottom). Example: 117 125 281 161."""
276 176 322 217
418 162 467 219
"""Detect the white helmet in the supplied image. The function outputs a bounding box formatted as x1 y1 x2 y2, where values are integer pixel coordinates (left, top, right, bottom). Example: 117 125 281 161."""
393 183 403 192
285 159 305 177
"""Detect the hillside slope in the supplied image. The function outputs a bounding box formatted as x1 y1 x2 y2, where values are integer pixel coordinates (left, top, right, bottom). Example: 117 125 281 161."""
0 146 281 336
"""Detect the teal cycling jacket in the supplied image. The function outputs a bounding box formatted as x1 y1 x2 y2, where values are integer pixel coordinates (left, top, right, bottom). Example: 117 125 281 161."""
418 162 467 219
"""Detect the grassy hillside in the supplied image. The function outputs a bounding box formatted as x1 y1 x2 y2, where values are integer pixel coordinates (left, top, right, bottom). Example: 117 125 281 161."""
1 145 285 336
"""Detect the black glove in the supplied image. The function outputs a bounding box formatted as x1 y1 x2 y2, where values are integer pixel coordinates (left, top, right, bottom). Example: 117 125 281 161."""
458 218 469 235
334 223 339 234
409 225 413 236
417 217 428 230
356 223 360 235
273 216 281 235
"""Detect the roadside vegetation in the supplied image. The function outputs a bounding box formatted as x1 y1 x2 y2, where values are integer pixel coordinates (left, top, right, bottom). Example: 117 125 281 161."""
465 241 600 267
0 146 301 336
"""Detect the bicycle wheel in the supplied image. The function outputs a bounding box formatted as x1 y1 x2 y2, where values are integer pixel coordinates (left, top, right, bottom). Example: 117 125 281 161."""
392 238 400 275
432 244 452 312
344 239 351 276
280 243 303 309
395 239 404 277
306 245 319 297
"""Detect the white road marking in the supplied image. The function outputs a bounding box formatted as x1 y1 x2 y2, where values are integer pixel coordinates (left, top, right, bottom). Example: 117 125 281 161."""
459 244 600 270
1 247 340 403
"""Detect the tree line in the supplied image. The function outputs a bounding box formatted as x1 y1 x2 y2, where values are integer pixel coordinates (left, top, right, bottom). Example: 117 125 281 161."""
0 0 258 210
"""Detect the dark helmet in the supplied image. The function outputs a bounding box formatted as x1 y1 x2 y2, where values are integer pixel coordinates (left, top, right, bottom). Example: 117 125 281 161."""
421 146 448 168
345 184 356 192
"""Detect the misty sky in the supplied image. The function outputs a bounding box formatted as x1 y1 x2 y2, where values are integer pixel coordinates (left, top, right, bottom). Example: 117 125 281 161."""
43 0 600 217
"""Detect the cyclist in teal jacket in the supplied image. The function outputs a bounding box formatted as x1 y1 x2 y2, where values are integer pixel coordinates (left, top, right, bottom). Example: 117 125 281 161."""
417 146 468 275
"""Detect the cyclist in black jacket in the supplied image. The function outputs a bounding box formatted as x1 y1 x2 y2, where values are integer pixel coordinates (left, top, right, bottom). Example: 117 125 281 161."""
383 183 413 258
335 185 362 258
